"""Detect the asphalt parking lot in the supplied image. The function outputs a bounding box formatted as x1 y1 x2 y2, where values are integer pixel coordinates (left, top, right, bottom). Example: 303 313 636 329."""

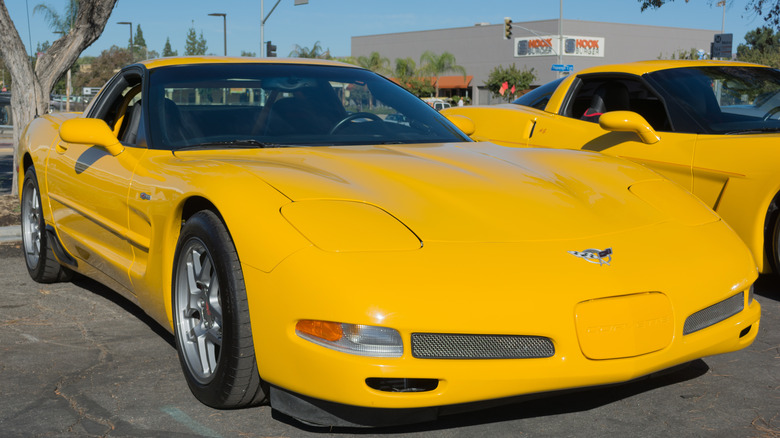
0 139 778 437
0 240 777 437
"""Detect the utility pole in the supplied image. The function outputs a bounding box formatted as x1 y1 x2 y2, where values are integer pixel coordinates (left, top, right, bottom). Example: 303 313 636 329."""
261 0 308 57
558 0 563 76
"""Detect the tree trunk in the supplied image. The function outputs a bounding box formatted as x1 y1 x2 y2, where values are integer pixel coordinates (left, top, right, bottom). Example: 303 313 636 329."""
0 0 118 196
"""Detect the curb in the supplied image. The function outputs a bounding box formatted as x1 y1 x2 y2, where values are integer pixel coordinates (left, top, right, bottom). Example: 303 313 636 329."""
0 224 21 243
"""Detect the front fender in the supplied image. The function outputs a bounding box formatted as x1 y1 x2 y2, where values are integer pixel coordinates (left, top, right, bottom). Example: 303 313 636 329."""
126 151 312 331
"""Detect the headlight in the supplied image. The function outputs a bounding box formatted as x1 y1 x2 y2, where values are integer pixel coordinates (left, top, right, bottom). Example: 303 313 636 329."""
747 284 755 305
296 320 403 357
281 200 421 252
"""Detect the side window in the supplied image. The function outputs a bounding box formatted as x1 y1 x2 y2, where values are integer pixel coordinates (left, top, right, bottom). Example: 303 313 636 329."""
512 77 564 110
87 69 145 147
112 85 143 145
567 77 672 132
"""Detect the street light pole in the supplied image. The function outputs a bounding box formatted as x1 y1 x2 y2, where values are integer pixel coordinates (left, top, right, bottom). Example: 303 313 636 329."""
117 21 133 62
209 13 227 56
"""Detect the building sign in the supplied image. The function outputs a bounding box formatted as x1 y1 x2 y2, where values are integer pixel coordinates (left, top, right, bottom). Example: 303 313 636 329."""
711 33 733 58
564 36 604 57
515 36 605 58
515 36 556 57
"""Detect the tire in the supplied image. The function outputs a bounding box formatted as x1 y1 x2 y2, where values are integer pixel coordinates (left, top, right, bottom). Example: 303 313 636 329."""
21 167 69 283
765 196 780 276
172 210 266 408
772 212 780 275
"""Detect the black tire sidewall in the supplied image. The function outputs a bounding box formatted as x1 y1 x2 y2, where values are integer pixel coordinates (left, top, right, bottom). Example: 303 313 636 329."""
772 211 780 274
22 168 49 280
172 210 250 408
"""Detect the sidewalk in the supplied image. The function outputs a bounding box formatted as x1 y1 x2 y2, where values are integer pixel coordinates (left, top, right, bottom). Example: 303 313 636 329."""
0 224 20 243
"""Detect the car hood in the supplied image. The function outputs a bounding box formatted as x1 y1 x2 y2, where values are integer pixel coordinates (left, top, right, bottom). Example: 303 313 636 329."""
180 142 710 242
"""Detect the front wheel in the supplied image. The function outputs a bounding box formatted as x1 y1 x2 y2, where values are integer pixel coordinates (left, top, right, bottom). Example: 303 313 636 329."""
21 167 69 283
172 210 266 408
772 213 780 275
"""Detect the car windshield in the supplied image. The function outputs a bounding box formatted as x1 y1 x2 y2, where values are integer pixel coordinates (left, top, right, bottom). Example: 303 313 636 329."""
647 66 780 134
147 63 469 149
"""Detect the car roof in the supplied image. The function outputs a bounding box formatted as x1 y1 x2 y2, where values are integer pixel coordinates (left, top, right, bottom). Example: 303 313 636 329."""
138 55 362 71
576 59 768 76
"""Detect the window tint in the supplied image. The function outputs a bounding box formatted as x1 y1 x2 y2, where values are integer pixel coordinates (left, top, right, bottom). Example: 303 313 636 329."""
147 63 469 150
647 66 780 134
512 78 564 110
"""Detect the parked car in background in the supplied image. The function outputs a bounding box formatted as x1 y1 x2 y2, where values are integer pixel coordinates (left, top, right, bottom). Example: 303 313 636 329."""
18 57 760 427
423 97 452 111
444 60 780 276
0 91 10 125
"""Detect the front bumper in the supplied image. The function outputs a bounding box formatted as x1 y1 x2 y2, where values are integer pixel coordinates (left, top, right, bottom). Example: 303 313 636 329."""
241 222 760 424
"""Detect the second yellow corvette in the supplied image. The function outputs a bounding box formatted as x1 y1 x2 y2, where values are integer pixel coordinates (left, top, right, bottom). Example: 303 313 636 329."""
445 60 780 276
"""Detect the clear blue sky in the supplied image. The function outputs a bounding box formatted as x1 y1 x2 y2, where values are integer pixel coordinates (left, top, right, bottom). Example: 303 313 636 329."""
3 0 766 59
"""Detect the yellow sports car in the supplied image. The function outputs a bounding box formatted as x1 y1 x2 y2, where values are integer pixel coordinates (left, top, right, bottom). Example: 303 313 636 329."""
444 60 780 277
18 57 760 427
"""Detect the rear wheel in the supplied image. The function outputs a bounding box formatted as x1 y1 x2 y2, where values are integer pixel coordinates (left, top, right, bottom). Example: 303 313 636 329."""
172 210 266 408
21 167 69 283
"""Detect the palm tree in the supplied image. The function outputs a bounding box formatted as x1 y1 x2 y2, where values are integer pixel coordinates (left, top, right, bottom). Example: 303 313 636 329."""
289 41 330 59
34 0 79 35
393 57 417 85
34 0 79 111
357 52 390 75
419 51 466 97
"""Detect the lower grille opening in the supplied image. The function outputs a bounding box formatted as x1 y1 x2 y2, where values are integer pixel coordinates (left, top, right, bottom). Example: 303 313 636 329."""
366 378 439 393
683 292 744 335
739 325 752 338
411 333 555 359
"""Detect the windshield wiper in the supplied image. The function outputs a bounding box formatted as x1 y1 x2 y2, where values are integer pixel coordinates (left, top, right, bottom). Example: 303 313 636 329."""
725 127 780 135
179 139 281 150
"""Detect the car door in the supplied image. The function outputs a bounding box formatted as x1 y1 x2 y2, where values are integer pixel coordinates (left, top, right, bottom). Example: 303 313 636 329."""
528 74 696 191
45 69 146 294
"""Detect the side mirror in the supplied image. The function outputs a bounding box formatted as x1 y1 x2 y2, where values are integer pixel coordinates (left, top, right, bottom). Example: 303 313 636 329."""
445 114 476 136
59 118 125 156
598 111 660 144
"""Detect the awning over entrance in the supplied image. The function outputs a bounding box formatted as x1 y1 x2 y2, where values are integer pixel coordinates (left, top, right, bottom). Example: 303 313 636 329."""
436 75 473 89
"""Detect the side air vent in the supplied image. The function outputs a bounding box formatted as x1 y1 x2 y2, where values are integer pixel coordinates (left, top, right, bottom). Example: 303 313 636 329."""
683 292 744 335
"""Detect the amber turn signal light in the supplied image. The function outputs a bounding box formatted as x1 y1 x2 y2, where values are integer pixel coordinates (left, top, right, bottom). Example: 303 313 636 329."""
296 320 343 342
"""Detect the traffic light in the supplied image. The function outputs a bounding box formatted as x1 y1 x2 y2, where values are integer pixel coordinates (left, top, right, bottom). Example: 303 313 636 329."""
504 17 512 40
266 41 277 57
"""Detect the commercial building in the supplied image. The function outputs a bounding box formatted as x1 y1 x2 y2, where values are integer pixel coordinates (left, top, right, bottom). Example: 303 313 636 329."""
352 19 720 105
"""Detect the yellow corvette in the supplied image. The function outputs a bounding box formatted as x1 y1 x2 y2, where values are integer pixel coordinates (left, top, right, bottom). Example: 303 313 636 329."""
444 60 780 277
18 57 759 427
